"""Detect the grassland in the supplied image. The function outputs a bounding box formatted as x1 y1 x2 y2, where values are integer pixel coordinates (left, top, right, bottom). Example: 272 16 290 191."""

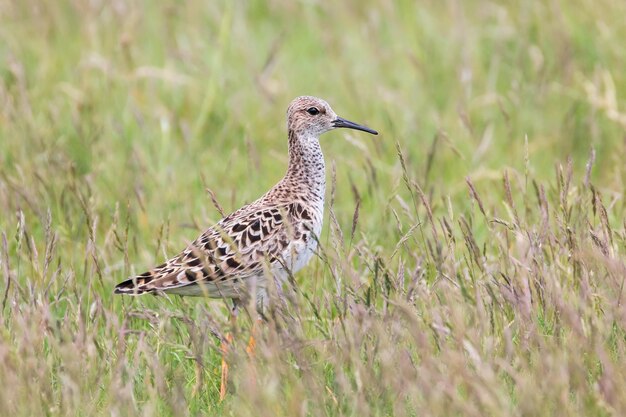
1 0 626 415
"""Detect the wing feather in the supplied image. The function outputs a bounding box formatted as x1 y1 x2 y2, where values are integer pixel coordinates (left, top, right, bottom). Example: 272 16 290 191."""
114 202 314 298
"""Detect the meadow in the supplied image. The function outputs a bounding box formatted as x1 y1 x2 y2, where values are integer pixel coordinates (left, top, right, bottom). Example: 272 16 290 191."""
1 0 626 415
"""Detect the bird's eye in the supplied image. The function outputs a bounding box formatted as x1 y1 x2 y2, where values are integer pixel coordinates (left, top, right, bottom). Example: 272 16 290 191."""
306 107 320 115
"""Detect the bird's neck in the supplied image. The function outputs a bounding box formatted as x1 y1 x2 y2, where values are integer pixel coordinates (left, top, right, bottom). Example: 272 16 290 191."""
284 129 326 201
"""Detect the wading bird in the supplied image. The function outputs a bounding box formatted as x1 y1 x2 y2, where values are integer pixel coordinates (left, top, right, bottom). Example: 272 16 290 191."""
114 96 378 398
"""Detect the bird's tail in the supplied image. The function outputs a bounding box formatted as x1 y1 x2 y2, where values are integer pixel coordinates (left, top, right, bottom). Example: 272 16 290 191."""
113 273 156 295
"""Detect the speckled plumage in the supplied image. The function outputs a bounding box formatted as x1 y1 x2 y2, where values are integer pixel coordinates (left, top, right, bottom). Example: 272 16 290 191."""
114 96 377 311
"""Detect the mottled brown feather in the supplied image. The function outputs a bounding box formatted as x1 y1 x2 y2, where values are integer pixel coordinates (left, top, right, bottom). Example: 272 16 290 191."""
114 96 377 306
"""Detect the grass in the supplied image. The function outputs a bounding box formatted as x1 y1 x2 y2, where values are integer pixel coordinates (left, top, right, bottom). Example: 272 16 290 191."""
1 0 626 415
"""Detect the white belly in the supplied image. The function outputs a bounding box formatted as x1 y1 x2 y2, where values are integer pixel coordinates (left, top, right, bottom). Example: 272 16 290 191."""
291 239 317 273
277 210 323 276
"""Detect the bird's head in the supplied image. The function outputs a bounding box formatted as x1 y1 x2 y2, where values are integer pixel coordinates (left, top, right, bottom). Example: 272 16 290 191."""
286 96 378 138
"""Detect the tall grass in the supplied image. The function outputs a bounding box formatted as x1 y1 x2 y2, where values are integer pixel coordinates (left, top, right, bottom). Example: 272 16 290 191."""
1 0 625 415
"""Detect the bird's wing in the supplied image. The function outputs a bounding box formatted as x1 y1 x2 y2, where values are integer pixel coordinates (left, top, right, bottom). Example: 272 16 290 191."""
114 202 314 296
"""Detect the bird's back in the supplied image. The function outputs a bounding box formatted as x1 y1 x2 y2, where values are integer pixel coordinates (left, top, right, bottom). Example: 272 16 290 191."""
114 186 323 301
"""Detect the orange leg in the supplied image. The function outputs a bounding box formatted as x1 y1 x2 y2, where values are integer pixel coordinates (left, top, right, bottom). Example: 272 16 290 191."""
243 317 261 395
219 332 233 401
219 302 239 401
246 319 257 356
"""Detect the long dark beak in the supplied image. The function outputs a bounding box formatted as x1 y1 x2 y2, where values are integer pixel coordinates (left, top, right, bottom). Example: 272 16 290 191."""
332 117 378 135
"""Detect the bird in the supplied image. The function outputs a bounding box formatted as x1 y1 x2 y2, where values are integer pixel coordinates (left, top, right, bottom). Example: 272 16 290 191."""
114 96 378 398
114 96 377 308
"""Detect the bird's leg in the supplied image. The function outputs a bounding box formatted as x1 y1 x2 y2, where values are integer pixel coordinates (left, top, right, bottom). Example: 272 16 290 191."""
219 301 239 401
247 290 267 357
246 315 263 356
243 311 263 397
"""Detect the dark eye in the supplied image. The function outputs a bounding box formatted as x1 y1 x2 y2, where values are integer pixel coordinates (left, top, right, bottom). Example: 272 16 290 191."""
307 107 320 115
